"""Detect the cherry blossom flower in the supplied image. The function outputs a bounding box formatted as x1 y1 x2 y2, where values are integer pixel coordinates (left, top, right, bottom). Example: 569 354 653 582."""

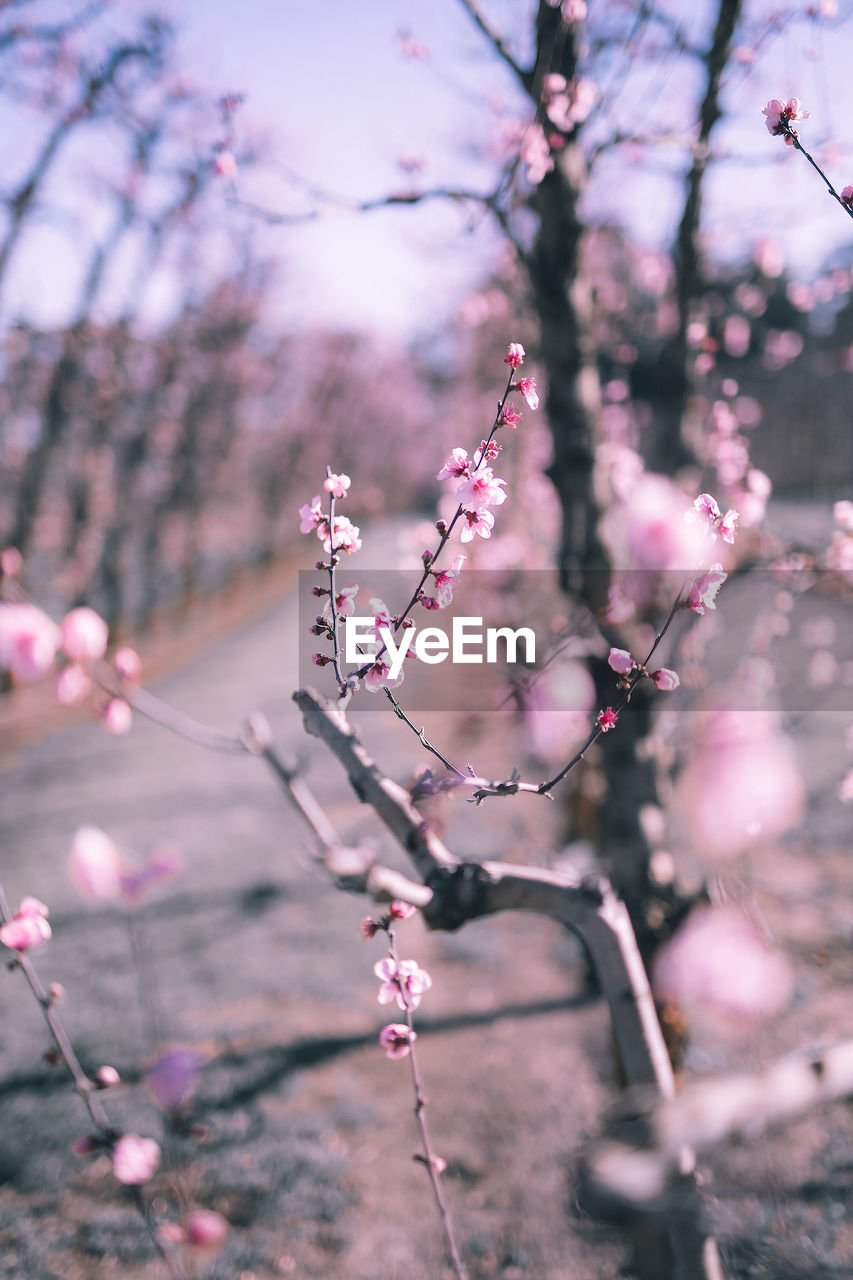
653 906 793 1019
596 707 619 732
0 602 58 682
0 897 52 952
97 696 132 735
60 606 108 664
672 708 805 862
322 583 359 625
299 495 324 534
361 916 383 939
476 439 502 463
429 555 466 609
456 468 507 511
145 1046 202 1110
368 597 394 640
69 825 125 900
686 492 739 544
762 96 809 145
323 471 351 499
374 957 432 1011
388 901 416 921
520 122 555 184
212 150 237 178
113 646 142 683
651 667 680 692
841 184 853 209
459 507 495 542
111 1133 161 1185
514 377 540 410
607 647 635 676
379 1023 417 1059
687 565 727 615
184 1210 229 1252
833 500 853 532
94 1065 121 1088
0 546 23 578
504 342 525 368
364 658 403 692
55 663 92 706
719 508 739 544
436 448 470 481
498 403 523 428
323 515 362 555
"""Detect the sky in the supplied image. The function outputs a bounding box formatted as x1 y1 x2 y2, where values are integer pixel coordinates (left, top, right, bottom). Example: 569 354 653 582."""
3 0 853 339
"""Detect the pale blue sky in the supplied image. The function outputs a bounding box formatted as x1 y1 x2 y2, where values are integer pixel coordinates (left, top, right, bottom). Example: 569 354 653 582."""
4 0 853 338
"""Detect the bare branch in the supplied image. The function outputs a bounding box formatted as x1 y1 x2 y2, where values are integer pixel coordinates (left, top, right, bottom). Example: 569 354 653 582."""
454 0 532 93
589 1039 853 1211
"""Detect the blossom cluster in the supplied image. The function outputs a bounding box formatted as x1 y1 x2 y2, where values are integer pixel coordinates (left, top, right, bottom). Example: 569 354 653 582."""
607 647 680 692
0 561 140 734
300 345 538 693
762 96 810 146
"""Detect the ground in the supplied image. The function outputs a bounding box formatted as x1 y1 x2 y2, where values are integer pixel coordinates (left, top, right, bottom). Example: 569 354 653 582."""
0 514 851 1280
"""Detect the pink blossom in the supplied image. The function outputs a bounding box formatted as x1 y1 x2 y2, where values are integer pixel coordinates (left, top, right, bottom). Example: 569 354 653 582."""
459 507 495 542
520 121 554 184
119 846 182 905
212 150 237 178
321 583 359 625
841 184 853 208
0 897 51 952
687 565 727 615
59 606 108 664
430 555 465 608
69 826 125 900
498 403 523 428
368 597 394 639
672 710 805 862
111 1133 161 1185
514 377 540 410
596 707 619 732
651 667 680 692
55 664 91 706
184 1210 229 1252
97 697 132 735
95 1065 121 1088
504 342 525 368
562 0 587 19
379 1023 417 1059
688 492 721 524
686 492 738 544
145 1046 202 1110
762 96 809 145
436 447 470 481
0 603 58 682
299 494 324 534
374 957 432 1011
0 546 23 577
388 900 416 921
653 906 793 1019
476 439 502 463
113 647 142 682
323 515 362 555
323 471 351 499
456 468 507 511
364 658 403 692
607 647 634 676
719 508 739 544
833 500 853 531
